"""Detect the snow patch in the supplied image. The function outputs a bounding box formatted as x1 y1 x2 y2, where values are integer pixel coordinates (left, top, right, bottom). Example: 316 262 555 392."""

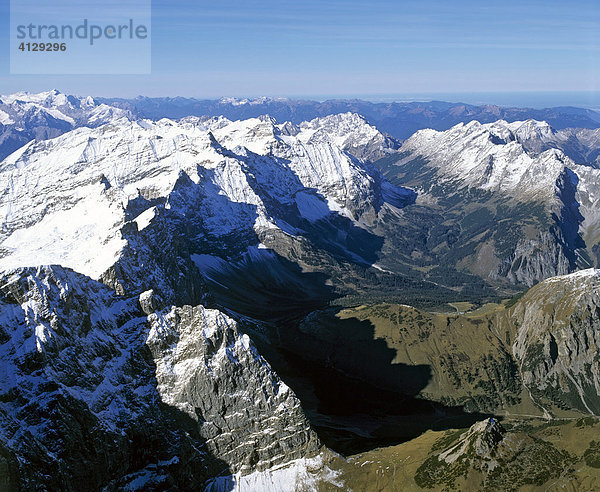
0 194 126 279
0 109 14 125
134 207 157 231
205 455 343 492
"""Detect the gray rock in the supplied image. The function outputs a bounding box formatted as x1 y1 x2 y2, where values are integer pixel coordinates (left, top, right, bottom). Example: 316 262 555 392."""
0 265 320 489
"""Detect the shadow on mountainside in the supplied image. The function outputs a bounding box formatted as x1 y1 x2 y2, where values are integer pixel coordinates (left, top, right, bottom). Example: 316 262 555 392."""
123 169 494 458
555 168 588 268
253 311 494 456
0 267 233 491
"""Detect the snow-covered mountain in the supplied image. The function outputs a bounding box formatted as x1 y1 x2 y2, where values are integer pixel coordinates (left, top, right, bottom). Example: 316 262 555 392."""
0 89 133 161
0 106 412 488
0 265 324 489
98 95 600 140
398 119 600 242
295 112 400 160
0 114 409 288
387 119 600 285
3 98 599 298
479 119 600 167
399 119 597 196
4 90 600 489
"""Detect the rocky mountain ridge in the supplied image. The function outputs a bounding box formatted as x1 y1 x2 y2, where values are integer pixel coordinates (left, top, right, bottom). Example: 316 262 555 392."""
0 265 323 490
380 119 600 286
0 89 133 161
97 95 600 140
2 90 600 489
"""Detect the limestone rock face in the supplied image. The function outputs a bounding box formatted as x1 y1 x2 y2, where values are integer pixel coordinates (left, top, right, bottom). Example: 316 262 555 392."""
438 418 506 470
511 269 600 415
146 304 320 474
414 416 572 490
0 265 320 489
498 230 573 287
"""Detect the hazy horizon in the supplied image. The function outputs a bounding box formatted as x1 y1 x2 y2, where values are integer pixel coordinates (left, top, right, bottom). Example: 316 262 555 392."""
1 1 599 101
4 88 600 110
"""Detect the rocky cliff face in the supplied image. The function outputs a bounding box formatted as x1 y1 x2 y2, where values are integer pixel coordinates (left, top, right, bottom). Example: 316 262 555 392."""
0 265 320 490
497 230 574 286
413 418 508 489
383 119 600 286
146 304 320 475
511 269 600 415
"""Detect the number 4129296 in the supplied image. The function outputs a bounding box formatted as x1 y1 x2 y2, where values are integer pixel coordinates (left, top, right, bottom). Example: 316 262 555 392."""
18 43 67 52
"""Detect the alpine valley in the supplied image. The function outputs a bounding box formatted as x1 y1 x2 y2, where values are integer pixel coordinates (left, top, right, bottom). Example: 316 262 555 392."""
2 90 600 491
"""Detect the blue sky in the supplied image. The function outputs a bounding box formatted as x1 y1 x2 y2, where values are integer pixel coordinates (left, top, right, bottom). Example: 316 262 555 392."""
1 0 599 104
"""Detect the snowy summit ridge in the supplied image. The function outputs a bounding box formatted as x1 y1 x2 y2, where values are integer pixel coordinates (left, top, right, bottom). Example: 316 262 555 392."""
0 100 404 283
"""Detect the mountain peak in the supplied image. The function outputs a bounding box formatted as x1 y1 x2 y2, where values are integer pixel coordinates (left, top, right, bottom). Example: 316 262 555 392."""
438 418 506 467
400 118 584 196
1 89 65 106
0 114 394 278
298 112 399 160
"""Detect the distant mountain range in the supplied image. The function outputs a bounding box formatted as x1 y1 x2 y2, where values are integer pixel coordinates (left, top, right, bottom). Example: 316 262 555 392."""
98 95 600 140
0 90 132 161
3 89 600 163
